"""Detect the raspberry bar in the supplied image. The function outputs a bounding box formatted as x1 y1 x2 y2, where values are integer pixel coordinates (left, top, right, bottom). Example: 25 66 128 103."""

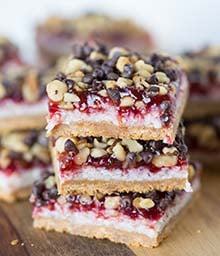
52 123 191 195
47 43 188 143
0 58 52 132
181 46 220 118
0 130 50 202
185 116 220 164
0 36 21 69
36 13 155 67
31 166 200 248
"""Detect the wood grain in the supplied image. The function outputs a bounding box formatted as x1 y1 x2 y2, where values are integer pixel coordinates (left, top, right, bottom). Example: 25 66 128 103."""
0 168 219 256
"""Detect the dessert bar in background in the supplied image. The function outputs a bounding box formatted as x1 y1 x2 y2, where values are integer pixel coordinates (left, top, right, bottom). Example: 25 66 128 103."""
0 37 52 202
0 130 50 202
182 46 220 118
181 46 220 164
36 13 155 67
46 43 188 143
31 165 200 248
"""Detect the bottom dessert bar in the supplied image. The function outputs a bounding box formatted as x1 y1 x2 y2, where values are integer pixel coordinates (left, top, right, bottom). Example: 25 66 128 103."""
185 116 220 164
31 166 200 248
0 130 50 202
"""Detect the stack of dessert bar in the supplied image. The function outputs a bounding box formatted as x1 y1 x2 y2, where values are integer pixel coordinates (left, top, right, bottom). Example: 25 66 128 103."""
31 43 201 247
181 46 220 164
0 37 50 202
36 13 155 67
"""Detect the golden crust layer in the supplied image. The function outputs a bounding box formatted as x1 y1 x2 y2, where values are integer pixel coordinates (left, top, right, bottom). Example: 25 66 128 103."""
0 186 31 203
56 178 188 196
0 115 46 134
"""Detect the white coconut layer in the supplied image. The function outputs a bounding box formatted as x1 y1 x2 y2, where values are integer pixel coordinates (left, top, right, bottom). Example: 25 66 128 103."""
34 176 199 239
0 98 47 118
57 162 192 192
0 167 44 193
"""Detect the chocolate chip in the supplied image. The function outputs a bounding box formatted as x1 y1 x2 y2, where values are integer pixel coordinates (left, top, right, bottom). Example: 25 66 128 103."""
107 72 119 80
101 63 113 75
148 86 159 96
140 151 153 164
91 80 103 91
48 187 58 199
66 195 76 203
92 68 104 80
107 88 120 104
9 151 22 160
161 113 170 125
148 75 158 84
82 74 93 84
73 44 92 59
160 100 170 111
122 64 134 78
107 52 121 67
64 139 79 154
23 130 38 146
55 72 66 81
120 196 132 210
164 68 178 81
123 152 137 168
32 181 44 197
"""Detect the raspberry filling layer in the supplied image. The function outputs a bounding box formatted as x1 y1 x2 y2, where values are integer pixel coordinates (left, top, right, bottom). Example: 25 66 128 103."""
47 43 186 130
54 123 188 177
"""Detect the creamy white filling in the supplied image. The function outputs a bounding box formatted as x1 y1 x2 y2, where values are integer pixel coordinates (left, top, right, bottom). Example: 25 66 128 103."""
35 177 199 239
0 167 43 193
0 98 47 118
46 104 162 132
57 162 191 192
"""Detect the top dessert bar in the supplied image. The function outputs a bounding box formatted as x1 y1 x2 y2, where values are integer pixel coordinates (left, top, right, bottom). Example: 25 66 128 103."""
0 37 55 132
36 13 155 67
181 46 220 117
46 43 189 143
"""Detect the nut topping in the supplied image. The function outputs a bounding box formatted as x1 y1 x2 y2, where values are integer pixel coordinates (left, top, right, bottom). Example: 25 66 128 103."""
104 196 121 209
121 139 143 153
74 147 90 165
133 197 155 209
47 80 67 102
152 154 177 167
91 148 107 158
120 96 135 107
112 143 126 161
116 56 131 73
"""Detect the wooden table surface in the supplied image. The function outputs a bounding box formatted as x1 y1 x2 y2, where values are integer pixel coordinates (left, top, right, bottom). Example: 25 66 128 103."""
0 168 219 256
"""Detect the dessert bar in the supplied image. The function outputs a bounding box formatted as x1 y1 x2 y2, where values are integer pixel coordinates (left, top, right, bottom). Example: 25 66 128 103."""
31 166 200 248
0 130 50 202
52 123 191 195
36 14 155 67
185 116 220 164
181 46 220 118
0 61 52 132
47 43 188 143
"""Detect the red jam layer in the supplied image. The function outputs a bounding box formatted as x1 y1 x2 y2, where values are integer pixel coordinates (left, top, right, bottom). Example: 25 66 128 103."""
59 152 187 176
34 190 180 221
0 160 49 176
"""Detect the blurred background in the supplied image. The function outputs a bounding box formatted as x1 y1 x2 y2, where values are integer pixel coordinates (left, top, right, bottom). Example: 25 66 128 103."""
0 0 220 61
